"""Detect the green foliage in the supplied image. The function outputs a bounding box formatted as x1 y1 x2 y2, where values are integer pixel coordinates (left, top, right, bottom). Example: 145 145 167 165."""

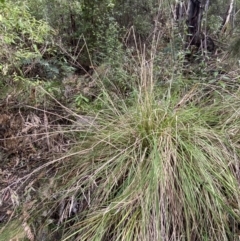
22 0 165 67
0 220 26 241
74 93 89 107
94 22 135 95
0 1 54 80
24 0 119 65
229 37 240 57
43 80 62 97
113 0 158 40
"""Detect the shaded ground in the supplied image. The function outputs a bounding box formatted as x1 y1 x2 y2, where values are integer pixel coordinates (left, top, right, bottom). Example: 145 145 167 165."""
0 71 101 229
0 97 77 224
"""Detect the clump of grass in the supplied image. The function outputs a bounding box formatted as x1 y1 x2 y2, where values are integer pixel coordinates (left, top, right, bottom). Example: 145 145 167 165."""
21 48 240 241
29 77 240 241
0 220 27 241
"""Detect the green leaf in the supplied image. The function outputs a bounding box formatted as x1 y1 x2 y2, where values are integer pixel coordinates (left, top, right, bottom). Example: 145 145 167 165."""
221 75 230 80
33 44 41 55
219 81 226 89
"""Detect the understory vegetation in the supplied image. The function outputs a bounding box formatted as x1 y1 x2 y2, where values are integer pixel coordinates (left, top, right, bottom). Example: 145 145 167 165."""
1 0 240 241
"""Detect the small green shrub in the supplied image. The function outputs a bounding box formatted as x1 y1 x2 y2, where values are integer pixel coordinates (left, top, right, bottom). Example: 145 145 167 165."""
0 1 55 81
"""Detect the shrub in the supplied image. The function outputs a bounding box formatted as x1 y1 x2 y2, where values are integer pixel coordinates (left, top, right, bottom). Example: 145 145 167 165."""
0 1 54 80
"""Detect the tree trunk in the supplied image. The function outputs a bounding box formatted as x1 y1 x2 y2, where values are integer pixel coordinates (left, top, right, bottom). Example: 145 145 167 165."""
220 0 235 35
186 0 205 47
185 0 215 53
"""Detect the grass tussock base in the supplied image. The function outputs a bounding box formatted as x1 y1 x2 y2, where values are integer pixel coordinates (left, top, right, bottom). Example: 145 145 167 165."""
29 81 240 241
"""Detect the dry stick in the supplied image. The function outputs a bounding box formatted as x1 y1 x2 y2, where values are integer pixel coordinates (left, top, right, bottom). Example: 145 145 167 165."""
0 129 89 144
174 84 198 111
43 110 50 151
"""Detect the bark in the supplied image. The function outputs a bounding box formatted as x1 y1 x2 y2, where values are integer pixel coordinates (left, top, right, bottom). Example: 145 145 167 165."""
185 0 215 52
186 0 204 45
220 0 235 34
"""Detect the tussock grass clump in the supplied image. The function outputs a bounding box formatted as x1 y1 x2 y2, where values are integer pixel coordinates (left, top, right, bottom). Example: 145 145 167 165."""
39 81 240 241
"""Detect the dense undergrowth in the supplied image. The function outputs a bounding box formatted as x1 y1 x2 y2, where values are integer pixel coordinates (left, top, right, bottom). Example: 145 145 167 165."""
1 1 240 241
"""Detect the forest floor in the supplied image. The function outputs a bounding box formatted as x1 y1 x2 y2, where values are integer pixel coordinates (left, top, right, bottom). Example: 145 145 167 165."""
0 94 78 224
